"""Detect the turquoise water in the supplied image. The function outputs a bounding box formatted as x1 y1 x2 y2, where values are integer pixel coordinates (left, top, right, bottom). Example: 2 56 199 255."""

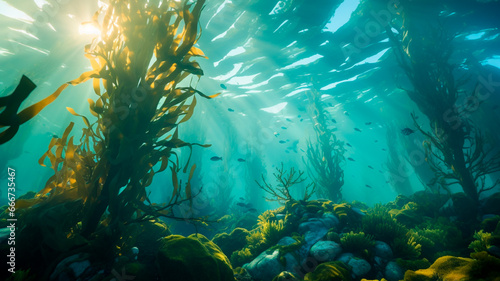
1 0 499 215
2 1 500 280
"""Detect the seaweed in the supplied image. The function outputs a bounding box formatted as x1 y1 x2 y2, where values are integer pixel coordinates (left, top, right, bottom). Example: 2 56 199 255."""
387 4 500 206
0 75 67 144
361 205 408 243
256 162 316 204
258 214 286 246
305 89 345 203
340 231 375 258
8 0 216 278
468 230 492 253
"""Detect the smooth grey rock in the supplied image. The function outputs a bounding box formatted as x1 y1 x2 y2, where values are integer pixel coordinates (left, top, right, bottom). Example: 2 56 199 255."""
374 256 385 267
348 257 371 278
487 245 500 259
244 249 283 281
50 254 91 281
373 241 393 260
482 214 497 221
351 207 365 216
309 241 343 262
336 252 354 264
278 236 297 246
385 261 405 281
322 212 340 229
244 237 300 281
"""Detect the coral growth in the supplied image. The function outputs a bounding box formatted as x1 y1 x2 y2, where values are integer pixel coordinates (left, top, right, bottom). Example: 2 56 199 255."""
256 163 316 204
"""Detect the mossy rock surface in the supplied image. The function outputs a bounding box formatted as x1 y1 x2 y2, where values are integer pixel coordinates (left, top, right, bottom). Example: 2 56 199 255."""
304 261 351 281
155 234 234 281
212 227 249 257
403 252 500 281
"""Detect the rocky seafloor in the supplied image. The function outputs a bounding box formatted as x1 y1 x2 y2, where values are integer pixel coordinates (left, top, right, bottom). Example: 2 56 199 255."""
3 191 500 281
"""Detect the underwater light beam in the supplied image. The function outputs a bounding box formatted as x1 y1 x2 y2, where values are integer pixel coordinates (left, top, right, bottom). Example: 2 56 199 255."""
261 102 288 114
79 22 101 36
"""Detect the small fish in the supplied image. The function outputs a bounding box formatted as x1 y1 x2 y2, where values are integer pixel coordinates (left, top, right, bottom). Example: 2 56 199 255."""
328 102 333 106
237 202 253 208
279 140 286 144
300 148 305 152
52 134 59 139
368 165 374 170
365 122 372 125
347 157 355 161
331 118 337 124
300 118 303 122
248 208 257 213
354 128 362 132
237 158 246 162
401 128 415 135
381 148 387 151
228 108 234 112
365 184 373 188
220 83 227 89
281 126 287 130
374 140 378 143
210 156 222 161
286 118 292 122
346 143 352 147
239 197 245 201
274 132 280 137
344 111 349 116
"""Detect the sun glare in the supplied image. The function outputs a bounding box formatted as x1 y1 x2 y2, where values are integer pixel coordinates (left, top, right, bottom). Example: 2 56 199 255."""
79 22 101 36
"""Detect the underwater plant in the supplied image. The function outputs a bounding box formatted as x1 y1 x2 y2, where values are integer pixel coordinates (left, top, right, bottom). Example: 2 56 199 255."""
256 162 316 204
340 231 375 257
257 211 286 246
392 234 422 260
361 205 408 243
0 75 64 144
387 4 500 206
305 89 345 203
6 0 217 277
468 230 492 253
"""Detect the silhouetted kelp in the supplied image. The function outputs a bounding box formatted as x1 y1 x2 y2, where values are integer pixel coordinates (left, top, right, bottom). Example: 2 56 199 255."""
305 89 345 203
0 75 65 144
387 2 500 207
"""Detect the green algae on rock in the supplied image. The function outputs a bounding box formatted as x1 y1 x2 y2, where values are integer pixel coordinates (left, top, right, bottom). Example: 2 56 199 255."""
156 234 234 281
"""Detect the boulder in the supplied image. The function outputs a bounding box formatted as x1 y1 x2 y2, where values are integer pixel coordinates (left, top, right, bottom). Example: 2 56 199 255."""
348 257 371 278
156 234 234 281
373 241 393 260
309 241 343 263
384 261 404 281
244 237 300 281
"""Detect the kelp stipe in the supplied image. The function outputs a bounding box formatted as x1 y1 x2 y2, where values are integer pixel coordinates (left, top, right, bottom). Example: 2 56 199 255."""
305 88 345 203
386 1 500 207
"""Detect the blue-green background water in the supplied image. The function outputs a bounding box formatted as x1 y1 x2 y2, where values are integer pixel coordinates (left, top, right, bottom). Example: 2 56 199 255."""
1 0 500 214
